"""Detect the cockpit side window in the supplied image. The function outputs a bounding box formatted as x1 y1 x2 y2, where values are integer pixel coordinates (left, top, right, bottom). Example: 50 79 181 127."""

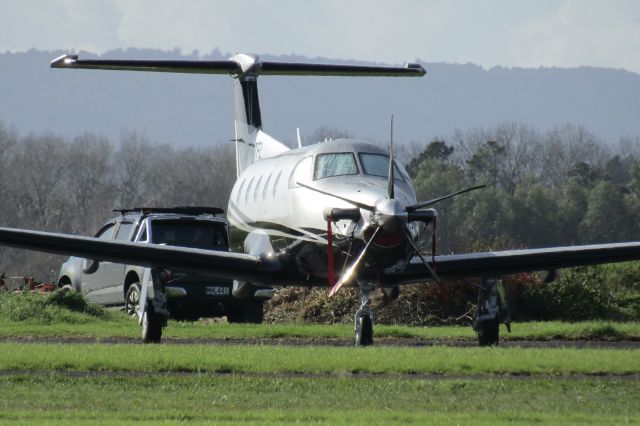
358 153 405 182
314 153 359 180
288 156 312 188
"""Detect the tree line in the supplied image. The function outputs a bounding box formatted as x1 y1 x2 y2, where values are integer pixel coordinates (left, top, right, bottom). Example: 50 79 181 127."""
0 121 235 279
407 122 640 254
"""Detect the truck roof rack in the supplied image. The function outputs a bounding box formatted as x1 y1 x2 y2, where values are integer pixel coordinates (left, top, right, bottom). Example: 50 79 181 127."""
113 206 225 216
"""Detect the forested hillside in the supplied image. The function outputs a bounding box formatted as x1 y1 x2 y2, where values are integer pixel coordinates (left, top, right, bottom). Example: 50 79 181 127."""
1 49 639 148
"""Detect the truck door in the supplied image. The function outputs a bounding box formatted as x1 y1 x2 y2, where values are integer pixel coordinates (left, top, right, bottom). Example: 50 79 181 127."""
100 221 135 305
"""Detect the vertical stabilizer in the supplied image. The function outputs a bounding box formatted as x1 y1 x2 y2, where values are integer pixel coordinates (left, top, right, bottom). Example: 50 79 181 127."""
230 54 289 176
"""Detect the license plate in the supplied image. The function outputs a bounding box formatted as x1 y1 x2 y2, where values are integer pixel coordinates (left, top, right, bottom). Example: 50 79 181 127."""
206 286 230 296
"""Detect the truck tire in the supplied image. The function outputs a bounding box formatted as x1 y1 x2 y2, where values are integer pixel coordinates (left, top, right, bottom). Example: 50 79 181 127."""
125 283 141 319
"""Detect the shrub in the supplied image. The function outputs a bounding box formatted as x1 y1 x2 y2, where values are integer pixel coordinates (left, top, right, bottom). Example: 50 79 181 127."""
0 289 111 324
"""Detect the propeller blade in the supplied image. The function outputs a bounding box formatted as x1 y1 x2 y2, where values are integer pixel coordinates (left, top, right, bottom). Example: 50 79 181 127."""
407 184 486 211
297 181 376 211
329 226 382 296
403 227 440 282
387 115 395 200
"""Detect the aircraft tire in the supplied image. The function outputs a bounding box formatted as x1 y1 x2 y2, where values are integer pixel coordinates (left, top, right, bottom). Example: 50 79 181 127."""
227 301 264 324
355 313 373 346
141 310 162 343
477 317 500 347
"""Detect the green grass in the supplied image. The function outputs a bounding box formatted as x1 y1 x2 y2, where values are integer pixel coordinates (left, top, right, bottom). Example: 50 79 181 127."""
1 292 638 424
1 318 639 342
0 374 637 425
0 342 638 375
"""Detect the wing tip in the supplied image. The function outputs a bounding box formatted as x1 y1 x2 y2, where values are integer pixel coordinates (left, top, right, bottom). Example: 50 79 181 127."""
51 54 78 68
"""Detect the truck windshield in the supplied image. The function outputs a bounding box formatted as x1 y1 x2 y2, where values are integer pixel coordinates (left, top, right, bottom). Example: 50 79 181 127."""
151 220 228 249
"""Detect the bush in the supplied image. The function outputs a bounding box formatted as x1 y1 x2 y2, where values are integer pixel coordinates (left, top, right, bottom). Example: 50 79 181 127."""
518 266 639 321
264 264 640 325
0 289 112 324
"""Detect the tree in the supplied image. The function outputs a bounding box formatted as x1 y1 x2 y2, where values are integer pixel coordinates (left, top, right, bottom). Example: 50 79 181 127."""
406 140 454 177
579 181 637 243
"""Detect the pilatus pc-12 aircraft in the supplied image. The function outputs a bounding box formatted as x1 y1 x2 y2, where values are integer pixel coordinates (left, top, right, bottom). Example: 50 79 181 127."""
1 53 640 345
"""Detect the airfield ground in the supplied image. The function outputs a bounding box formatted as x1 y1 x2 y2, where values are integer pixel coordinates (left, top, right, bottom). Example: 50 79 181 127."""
0 318 638 424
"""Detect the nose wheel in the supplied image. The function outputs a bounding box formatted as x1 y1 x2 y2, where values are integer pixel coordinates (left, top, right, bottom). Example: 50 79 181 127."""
354 281 375 346
355 311 373 346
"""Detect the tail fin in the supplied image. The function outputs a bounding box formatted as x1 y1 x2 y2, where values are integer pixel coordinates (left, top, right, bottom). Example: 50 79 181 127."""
51 54 426 176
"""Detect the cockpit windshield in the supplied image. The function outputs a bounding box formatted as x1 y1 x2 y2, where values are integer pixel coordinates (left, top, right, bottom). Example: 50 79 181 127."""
359 153 405 181
314 153 358 180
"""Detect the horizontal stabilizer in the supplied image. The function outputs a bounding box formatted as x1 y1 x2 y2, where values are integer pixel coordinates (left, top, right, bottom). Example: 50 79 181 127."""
51 54 426 77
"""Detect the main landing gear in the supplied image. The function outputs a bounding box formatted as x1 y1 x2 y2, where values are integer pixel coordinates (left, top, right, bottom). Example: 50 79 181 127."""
474 276 510 346
139 268 170 343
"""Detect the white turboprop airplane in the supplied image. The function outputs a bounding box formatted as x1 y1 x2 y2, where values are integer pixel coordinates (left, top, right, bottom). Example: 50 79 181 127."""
1 53 640 345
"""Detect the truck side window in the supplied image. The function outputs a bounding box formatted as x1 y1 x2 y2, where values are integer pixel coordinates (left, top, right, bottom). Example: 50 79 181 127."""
95 224 115 240
115 222 134 241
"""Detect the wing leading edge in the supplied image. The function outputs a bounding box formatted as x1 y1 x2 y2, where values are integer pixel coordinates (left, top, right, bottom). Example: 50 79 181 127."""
387 242 640 285
0 227 283 284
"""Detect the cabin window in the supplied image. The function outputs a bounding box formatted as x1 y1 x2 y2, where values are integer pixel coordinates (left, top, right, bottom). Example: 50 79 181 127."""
273 170 282 197
245 177 255 204
263 172 273 200
288 156 312 188
314 153 358 180
236 179 246 204
254 176 263 202
358 153 405 182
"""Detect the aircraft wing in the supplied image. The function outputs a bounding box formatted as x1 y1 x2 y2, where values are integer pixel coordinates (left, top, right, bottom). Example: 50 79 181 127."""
0 227 285 284
386 242 640 285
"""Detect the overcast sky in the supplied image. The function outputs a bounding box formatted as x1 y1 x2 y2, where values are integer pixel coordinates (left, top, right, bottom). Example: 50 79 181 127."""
1 0 639 74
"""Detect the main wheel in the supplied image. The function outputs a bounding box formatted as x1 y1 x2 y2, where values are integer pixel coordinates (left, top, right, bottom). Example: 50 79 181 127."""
125 283 141 319
227 301 264 324
141 310 163 343
355 313 373 346
477 317 500 347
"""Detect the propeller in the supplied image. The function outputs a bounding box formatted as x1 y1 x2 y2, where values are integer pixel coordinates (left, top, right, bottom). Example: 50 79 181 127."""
329 226 382 296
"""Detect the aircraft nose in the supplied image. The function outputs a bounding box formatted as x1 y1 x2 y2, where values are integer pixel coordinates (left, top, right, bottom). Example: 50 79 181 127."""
372 198 408 234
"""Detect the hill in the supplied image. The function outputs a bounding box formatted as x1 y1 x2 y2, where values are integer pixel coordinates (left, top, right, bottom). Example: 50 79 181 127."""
1 48 639 146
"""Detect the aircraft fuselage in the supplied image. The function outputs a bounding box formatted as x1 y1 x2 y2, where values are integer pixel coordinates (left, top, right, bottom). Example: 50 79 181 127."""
227 139 418 282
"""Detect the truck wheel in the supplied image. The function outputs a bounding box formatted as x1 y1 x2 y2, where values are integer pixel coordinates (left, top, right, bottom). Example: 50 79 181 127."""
125 283 141 319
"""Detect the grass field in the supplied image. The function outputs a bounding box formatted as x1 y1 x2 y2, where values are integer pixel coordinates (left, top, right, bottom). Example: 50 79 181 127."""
1 315 640 341
0 292 638 424
1 374 638 425
0 325 638 424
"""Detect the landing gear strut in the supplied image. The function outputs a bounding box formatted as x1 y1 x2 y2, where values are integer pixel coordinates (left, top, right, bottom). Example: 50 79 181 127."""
354 281 375 346
139 268 170 343
474 276 510 346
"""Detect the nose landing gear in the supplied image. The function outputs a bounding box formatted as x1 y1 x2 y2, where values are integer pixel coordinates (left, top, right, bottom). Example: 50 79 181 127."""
354 281 376 346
